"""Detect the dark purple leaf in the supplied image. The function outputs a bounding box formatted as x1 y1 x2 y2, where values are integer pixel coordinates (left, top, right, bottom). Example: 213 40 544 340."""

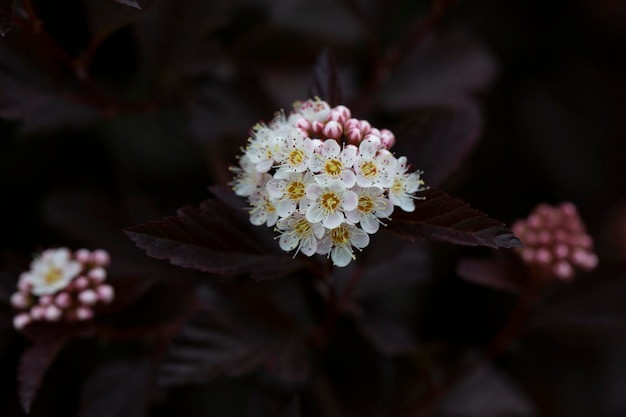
385 188 522 249
457 256 528 293
353 313 417 355
79 360 149 417
394 105 481 187
0 0 14 36
378 29 497 110
279 397 302 417
18 333 72 413
308 49 343 106
113 0 141 9
125 198 302 280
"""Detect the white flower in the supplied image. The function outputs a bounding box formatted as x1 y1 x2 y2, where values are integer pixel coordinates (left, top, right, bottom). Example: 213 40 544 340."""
389 156 426 212
345 186 394 234
245 124 281 173
353 137 397 188
273 133 316 179
308 139 357 187
248 175 279 227
24 248 82 296
305 179 358 229
316 224 370 267
266 171 314 218
276 212 325 256
293 98 331 122
230 154 265 197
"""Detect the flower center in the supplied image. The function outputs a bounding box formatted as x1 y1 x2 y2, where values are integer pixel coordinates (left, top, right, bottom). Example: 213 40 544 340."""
392 178 403 194
361 161 377 178
265 200 276 213
288 149 305 166
294 218 312 237
358 195 374 213
320 192 340 212
287 180 305 200
324 159 342 177
44 267 63 286
331 226 350 245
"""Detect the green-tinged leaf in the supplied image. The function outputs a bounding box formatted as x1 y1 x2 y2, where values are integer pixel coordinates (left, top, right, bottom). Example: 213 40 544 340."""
125 198 302 280
386 188 522 249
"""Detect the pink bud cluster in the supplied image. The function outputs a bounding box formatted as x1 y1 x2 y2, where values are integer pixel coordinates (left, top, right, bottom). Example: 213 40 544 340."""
11 248 115 330
512 202 598 280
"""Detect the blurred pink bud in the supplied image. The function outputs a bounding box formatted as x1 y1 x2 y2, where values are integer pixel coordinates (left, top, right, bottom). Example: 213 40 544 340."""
323 120 343 140
535 248 552 264
380 129 395 149
75 276 90 289
76 306 93 321
11 292 28 309
39 294 53 305
538 230 551 245
30 305 46 320
55 292 72 309
78 289 98 306
294 117 311 131
346 128 362 145
553 261 574 279
44 305 62 321
91 249 110 267
344 118 360 131
359 120 372 135
369 128 381 138
75 249 91 263
13 313 31 330
97 285 115 304
88 267 106 283
331 105 351 123
554 244 569 259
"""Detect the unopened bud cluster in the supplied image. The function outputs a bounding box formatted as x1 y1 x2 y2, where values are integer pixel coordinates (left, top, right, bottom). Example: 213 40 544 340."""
512 202 598 280
230 98 426 267
11 248 115 330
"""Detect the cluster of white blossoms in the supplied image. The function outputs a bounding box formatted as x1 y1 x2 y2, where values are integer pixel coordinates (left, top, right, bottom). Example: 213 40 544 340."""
230 98 426 267
11 248 115 330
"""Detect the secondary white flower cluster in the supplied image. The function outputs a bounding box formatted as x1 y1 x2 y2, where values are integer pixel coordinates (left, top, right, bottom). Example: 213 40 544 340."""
11 248 115 330
231 98 426 267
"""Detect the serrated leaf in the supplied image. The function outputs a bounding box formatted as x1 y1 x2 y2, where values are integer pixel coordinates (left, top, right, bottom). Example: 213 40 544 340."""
394 105 481 187
125 198 302 280
79 360 149 417
457 256 528 293
18 334 71 413
385 188 522 249
0 0 14 36
113 0 141 9
308 49 343 106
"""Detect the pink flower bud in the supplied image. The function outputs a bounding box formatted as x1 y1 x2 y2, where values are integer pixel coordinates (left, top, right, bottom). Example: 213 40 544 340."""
18 273 32 292
75 276 90 289
55 292 72 309
535 248 552 264
88 267 106 283
553 261 574 279
311 120 324 136
359 120 372 135
323 121 343 140
380 129 396 149
521 249 535 262
344 118 360 132
346 128 362 145
76 306 93 321
369 128 381 138
30 305 46 320
44 305 62 321
553 244 569 259
294 117 311 131
96 285 115 304
522 231 537 245
91 249 111 267
10 292 29 309
75 248 91 263
538 230 551 245
332 105 351 123
78 289 98 306
39 294 53 305
13 313 31 330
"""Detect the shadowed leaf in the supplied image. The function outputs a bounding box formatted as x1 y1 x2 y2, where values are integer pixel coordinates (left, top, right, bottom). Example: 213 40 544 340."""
125 198 302 280
79 360 149 417
0 0 14 36
386 188 522 249
308 49 343 106
457 256 528 293
18 333 72 413
353 313 417 355
113 0 141 9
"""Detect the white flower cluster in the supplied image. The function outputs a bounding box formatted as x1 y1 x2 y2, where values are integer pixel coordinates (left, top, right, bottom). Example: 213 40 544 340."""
11 248 115 330
231 98 426 267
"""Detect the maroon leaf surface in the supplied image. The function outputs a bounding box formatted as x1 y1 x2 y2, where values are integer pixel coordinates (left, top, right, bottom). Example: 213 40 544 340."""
113 0 142 9
18 333 72 413
386 188 522 249
125 198 302 280
0 0 14 36
457 255 528 293
353 313 418 355
308 49 343 106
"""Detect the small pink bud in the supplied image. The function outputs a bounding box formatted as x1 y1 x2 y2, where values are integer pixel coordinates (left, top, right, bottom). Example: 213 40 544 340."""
30 305 46 320
521 249 535 262
39 294 53 305
522 231 537 245
294 117 311 131
346 128 362 145
369 128 381 138
88 267 106 283
78 289 98 306
311 120 324 135
55 292 72 309
44 305 62 321
553 229 568 243
332 105 351 122
13 313 31 330
76 306 93 321
553 261 574 279
10 292 29 309
359 120 372 135
538 230 551 245
554 244 569 259
535 248 552 264
344 118 360 131
75 249 91 263
323 120 343 140
18 273 32 292
96 285 115 304
527 214 542 228
75 276 90 290
560 202 577 217
91 249 111 267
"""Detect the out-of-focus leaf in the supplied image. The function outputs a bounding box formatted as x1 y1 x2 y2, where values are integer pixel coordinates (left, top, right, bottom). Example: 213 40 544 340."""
379 30 497 110
308 49 343 106
113 0 141 9
125 198 302 280
437 365 534 417
353 313 417 355
279 397 302 417
158 285 311 386
0 0 14 36
457 256 528 293
83 0 154 42
79 360 149 417
16 96 101 137
386 188 522 249
394 105 481 187
18 333 72 413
